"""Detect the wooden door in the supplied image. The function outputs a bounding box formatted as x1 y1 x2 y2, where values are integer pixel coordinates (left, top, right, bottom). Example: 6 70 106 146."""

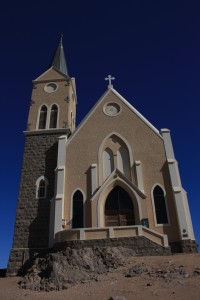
105 186 135 227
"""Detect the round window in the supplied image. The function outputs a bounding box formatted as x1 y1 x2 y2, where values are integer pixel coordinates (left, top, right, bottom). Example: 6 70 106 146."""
44 82 58 93
103 102 121 116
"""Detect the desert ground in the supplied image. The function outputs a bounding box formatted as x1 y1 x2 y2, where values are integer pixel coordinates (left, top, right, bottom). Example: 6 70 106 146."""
1 254 200 300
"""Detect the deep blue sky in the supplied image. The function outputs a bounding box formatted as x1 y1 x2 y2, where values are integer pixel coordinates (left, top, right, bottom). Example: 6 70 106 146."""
0 1 200 268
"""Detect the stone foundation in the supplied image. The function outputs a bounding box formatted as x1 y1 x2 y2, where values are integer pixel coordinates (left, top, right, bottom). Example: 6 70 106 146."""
170 239 198 254
7 248 50 276
53 236 171 255
7 236 171 276
8 237 198 276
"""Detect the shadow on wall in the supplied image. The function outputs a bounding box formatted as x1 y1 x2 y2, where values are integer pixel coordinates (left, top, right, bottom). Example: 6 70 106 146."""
28 141 58 249
67 167 92 229
160 161 180 241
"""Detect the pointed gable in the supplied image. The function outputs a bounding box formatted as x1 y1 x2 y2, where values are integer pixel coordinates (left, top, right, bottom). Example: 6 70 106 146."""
33 67 69 82
67 88 162 147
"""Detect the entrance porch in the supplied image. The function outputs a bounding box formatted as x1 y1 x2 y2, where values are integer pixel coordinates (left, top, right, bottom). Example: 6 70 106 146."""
55 225 169 247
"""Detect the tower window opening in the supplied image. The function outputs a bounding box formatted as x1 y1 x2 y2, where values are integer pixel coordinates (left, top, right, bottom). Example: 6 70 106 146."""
49 104 58 128
38 105 47 129
38 179 46 198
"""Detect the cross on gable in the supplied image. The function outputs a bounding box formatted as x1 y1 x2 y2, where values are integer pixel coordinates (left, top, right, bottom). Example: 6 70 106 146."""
105 75 115 89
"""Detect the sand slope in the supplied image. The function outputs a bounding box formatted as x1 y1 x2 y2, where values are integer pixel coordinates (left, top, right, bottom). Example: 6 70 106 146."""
1 254 200 300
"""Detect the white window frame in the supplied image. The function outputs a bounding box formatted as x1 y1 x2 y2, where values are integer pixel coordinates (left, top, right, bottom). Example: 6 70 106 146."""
36 104 48 130
35 176 49 199
151 183 170 227
98 132 134 185
36 103 60 130
49 103 60 129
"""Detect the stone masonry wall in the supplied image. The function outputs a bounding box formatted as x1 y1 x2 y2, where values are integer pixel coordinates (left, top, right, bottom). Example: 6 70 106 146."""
8 236 171 277
170 239 198 254
53 236 172 256
7 132 63 275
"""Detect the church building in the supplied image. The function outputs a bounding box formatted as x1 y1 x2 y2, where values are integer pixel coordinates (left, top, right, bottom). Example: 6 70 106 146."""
7 37 197 275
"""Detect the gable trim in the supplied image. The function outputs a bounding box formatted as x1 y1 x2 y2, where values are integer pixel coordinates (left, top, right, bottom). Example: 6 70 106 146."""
33 67 69 82
111 89 161 137
91 168 146 202
66 88 162 147
97 176 143 227
66 89 111 147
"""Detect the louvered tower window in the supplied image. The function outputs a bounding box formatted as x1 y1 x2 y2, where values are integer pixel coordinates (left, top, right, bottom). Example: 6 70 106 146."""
49 104 58 128
38 105 47 129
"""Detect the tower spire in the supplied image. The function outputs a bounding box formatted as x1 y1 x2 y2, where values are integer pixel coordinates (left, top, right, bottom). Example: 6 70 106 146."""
50 34 68 76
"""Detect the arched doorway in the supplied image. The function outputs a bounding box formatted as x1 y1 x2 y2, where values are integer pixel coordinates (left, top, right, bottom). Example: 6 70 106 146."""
105 186 135 227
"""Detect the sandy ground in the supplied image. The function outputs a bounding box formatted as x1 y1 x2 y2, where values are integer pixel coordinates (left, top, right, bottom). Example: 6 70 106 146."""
1 254 200 300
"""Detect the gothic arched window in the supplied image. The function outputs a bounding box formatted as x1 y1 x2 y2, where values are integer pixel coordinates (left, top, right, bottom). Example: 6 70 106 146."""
38 179 46 198
72 190 84 228
117 147 130 176
36 176 48 199
103 148 114 180
49 104 58 128
38 105 47 129
153 185 168 224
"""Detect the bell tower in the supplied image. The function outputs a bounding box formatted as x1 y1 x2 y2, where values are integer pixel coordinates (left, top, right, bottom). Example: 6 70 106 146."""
27 35 77 133
7 37 76 275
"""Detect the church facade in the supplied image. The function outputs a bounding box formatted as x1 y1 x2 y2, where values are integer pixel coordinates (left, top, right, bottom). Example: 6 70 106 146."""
7 38 197 275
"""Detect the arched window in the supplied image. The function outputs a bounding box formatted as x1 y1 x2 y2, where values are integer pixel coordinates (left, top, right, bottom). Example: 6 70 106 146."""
117 147 130 176
37 179 46 198
72 190 84 228
98 133 133 185
153 185 168 224
103 148 114 180
49 104 58 128
38 105 47 129
36 176 48 199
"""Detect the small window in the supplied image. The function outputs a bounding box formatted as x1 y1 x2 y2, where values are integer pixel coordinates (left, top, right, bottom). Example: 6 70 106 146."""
36 176 48 199
117 146 130 176
153 185 168 224
38 105 47 129
103 148 114 180
38 179 46 198
49 104 58 128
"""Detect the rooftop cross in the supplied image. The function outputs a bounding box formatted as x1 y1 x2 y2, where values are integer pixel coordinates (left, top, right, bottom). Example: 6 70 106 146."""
105 75 115 89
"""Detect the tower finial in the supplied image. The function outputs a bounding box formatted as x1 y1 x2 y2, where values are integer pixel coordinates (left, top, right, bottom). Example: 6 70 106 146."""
60 33 63 44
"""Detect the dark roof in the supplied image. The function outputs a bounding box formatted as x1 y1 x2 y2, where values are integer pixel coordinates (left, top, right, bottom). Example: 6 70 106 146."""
49 35 68 76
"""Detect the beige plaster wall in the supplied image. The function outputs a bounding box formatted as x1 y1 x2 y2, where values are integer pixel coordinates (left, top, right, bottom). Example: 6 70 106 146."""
64 90 179 242
27 68 76 132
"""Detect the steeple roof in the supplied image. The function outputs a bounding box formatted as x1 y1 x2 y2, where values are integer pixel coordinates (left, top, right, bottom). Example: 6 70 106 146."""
49 35 68 76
